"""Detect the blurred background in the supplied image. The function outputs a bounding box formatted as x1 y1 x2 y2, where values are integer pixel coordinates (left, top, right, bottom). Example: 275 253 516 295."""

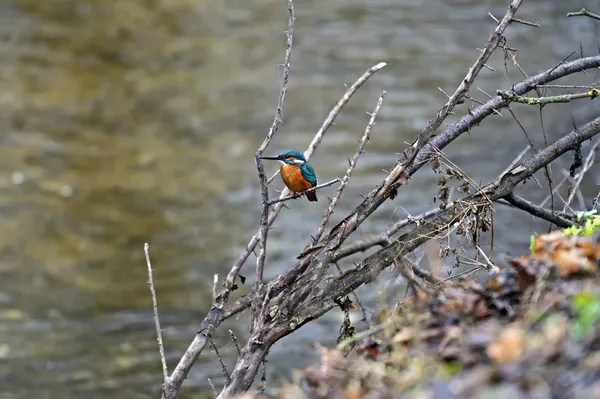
0 0 599 398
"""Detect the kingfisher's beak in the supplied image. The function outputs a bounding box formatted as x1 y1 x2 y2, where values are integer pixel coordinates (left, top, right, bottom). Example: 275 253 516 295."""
259 155 281 160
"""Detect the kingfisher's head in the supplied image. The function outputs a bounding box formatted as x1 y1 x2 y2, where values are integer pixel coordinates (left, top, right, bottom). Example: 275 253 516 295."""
259 149 307 165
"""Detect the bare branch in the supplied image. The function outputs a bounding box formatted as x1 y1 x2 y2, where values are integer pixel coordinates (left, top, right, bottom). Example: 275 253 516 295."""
567 8 600 21
229 330 241 357
208 338 230 385
333 205 445 261
218 54 600 342
216 117 600 399
144 243 169 388
511 17 540 27
476 245 500 272
228 61 387 295
313 91 387 243
163 2 296 397
497 88 599 104
316 115 600 324
266 178 340 206
501 193 573 228
380 0 524 196
254 0 296 287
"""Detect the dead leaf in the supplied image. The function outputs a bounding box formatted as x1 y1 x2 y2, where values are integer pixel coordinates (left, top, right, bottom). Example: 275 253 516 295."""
486 327 524 364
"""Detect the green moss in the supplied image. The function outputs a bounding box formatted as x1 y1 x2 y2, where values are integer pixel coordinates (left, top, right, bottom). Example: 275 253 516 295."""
562 210 600 237
571 292 600 338
529 234 536 253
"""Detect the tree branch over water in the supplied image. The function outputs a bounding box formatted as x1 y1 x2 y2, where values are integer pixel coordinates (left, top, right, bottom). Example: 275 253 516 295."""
153 1 600 397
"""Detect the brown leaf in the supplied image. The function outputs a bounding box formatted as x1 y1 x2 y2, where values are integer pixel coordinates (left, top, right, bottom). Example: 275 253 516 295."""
549 247 598 277
486 327 524 364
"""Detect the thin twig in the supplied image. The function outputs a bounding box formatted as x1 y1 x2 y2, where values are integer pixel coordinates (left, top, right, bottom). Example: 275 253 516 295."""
313 91 387 243
511 17 540 27
229 330 241 356
144 243 169 386
208 338 231 385
501 193 573 227
254 0 296 287
266 178 339 206
334 263 369 323
561 169 586 211
497 88 599 104
567 8 600 21
476 245 499 272
208 379 217 398
592 186 600 209
212 274 219 300
333 205 445 261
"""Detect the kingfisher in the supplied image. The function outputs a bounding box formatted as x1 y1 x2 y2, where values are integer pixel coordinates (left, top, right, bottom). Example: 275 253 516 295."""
259 149 318 202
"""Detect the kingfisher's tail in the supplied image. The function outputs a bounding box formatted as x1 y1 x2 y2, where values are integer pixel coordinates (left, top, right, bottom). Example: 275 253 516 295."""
306 190 318 202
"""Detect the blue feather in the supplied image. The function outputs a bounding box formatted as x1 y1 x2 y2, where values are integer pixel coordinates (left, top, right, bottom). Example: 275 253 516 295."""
299 163 317 187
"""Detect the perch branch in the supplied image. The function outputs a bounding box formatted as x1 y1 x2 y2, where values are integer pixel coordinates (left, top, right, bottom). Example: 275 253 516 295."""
228 61 387 297
163 1 295 397
266 178 340 206
313 91 387 243
169 8 600 399
144 244 169 388
254 0 296 286
267 61 388 185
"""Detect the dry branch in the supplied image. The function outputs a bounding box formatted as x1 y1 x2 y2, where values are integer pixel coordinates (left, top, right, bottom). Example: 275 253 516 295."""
305 115 600 326
216 117 600 398
163 1 296 396
254 0 296 287
380 0 524 196
497 88 599 105
209 55 600 397
313 91 387 244
144 243 169 393
567 8 600 21
502 193 573 228
163 2 600 397
224 61 387 300
266 178 339 206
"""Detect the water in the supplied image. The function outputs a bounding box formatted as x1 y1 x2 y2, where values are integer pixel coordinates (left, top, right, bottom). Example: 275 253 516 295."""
0 0 599 397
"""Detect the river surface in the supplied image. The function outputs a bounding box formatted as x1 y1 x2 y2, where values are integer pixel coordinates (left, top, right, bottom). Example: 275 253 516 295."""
0 0 599 398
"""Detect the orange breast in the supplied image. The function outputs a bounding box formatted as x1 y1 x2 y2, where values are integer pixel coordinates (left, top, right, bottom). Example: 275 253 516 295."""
280 164 313 192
